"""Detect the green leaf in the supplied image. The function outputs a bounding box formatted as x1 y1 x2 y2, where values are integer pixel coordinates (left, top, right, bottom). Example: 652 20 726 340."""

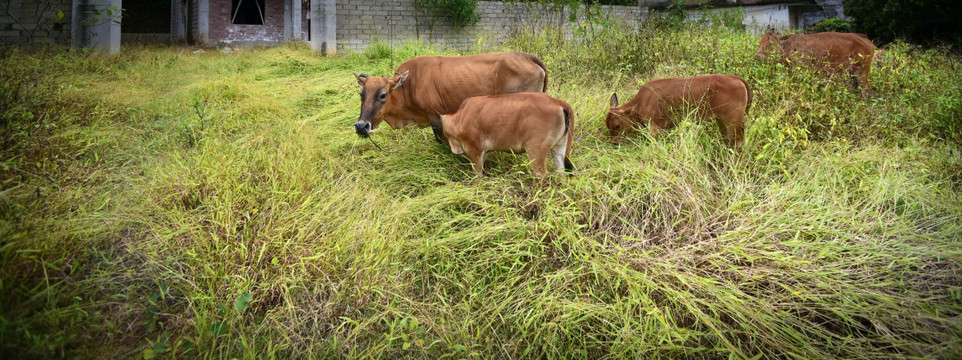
180 340 196 355
210 321 227 336
234 292 252 312
55 10 64 21
142 348 155 360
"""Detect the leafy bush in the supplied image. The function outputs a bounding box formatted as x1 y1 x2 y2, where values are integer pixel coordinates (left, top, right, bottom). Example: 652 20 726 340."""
363 41 392 60
809 17 853 33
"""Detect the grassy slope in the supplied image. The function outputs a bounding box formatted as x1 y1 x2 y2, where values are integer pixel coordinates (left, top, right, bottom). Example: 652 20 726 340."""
1 24 961 359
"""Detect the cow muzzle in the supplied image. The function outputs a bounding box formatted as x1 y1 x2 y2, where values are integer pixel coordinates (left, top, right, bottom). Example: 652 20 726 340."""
354 120 372 137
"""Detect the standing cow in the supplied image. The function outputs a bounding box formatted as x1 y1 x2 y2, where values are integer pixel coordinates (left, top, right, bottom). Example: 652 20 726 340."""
605 74 752 147
756 29 875 95
353 51 548 142
442 92 574 177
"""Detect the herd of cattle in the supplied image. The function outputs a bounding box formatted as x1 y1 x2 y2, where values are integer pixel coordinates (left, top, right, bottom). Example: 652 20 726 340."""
353 29 877 177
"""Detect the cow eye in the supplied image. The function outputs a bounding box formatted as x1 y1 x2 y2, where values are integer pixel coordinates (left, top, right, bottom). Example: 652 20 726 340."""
615 124 621 130
378 93 387 101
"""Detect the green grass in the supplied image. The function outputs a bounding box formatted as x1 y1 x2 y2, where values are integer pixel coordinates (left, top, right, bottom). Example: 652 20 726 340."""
1 22 961 359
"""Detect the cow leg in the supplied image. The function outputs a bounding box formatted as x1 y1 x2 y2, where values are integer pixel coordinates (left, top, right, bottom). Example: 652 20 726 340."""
717 114 744 148
648 120 664 141
466 148 485 176
429 115 445 144
858 66 872 97
551 143 566 172
725 122 744 148
527 147 549 178
469 156 485 176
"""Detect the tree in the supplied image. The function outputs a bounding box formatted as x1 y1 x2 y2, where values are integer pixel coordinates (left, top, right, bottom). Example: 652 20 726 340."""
842 0 962 48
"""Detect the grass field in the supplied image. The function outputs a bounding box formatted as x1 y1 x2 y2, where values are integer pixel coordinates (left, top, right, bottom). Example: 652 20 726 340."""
2 22 961 359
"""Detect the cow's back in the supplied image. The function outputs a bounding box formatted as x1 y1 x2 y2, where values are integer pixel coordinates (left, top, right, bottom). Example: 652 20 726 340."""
632 74 750 119
449 93 561 149
782 32 875 67
395 52 547 119
637 75 718 111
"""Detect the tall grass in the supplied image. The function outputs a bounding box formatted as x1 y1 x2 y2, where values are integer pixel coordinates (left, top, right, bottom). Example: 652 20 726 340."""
1 21 961 359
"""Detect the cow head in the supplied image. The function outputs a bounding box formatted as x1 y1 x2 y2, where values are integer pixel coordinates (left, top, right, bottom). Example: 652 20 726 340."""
440 115 465 154
354 70 409 137
755 28 778 61
605 93 631 144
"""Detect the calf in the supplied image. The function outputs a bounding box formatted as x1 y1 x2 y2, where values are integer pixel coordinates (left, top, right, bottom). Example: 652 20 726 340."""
756 29 875 95
605 74 752 147
442 92 574 177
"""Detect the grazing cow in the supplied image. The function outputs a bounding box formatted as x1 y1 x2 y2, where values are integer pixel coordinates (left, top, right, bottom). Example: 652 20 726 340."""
442 92 574 177
755 29 875 95
605 74 752 147
353 51 548 141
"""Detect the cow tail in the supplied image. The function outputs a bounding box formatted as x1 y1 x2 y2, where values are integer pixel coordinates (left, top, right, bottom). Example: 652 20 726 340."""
527 53 549 92
562 103 574 173
740 77 753 113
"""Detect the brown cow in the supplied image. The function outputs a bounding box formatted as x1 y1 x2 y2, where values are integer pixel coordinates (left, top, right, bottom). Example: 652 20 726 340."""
442 92 574 177
756 29 875 95
354 51 547 142
605 74 752 147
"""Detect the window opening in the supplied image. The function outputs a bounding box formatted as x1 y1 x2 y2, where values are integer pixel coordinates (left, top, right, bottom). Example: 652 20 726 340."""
232 0 266 25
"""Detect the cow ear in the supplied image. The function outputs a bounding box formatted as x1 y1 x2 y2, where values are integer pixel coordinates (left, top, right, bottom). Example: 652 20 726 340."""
609 93 619 108
354 72 368 86
392 70 409 89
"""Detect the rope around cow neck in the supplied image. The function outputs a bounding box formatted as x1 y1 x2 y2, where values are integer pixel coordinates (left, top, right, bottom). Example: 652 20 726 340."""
368 136 384 151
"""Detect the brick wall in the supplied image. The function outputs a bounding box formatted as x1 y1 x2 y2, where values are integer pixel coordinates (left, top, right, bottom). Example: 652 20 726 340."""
336 0 646 52
0 0 72 47
209 0 286 43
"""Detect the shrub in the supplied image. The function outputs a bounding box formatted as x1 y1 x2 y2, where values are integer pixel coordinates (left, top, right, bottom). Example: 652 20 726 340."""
809 17 853 33
417 0 480 29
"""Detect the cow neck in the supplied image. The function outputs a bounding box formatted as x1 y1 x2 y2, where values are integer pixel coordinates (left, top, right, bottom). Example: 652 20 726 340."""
619 90 651 119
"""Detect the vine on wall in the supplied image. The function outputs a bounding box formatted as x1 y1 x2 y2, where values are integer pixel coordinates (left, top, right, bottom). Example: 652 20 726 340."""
416 0 480 29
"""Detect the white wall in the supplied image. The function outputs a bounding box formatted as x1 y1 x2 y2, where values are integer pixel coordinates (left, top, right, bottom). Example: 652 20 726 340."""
688 4 796 33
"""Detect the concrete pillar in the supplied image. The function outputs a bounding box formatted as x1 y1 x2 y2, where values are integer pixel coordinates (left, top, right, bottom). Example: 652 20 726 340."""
290 0 302 41
171 0 186 41
71 0 122 54
194 0 209 44
310 0 336 55
284 0 291 40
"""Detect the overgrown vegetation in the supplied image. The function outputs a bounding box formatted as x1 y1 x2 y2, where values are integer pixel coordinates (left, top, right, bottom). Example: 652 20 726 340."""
1 17 961 359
